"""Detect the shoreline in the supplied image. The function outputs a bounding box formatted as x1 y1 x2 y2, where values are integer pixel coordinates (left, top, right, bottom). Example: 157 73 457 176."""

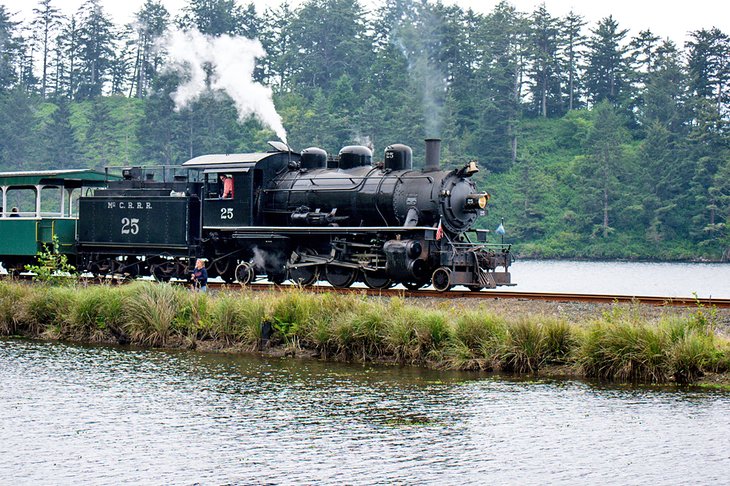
1 280 729 387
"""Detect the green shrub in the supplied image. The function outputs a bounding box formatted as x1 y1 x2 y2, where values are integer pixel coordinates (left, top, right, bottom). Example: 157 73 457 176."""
543 318 576 363
0 282 33 334
412 309 451 361
668 331 719 384
123 282 181 346
445 310 506 369
209 292 266 347
24 235 76 284
19 285 75 336
500 318 546 373
383 300 417 362
173 290 211 339
70 285 125 340
578 321 669 382
347 301 388 358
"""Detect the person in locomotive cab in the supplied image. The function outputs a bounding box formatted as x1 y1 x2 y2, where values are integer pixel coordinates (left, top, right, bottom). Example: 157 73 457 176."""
220 174 234 199
191 259 208 292
9 207 20 217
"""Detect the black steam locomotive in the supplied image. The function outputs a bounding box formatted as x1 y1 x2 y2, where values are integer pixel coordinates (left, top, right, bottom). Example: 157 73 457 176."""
74 138 512 291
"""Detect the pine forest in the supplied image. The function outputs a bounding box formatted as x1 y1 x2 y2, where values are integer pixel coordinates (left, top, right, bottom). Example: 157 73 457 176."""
0 0 728 261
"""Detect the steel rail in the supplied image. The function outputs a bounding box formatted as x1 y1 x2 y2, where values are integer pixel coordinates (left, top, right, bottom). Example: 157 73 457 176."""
208 282 730 308
4 274 727 308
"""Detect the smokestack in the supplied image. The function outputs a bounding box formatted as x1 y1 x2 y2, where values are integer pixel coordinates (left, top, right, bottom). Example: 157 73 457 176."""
424 138 441 172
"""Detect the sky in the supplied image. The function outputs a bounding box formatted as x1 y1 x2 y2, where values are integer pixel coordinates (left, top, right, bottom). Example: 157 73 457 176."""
2 0 728 46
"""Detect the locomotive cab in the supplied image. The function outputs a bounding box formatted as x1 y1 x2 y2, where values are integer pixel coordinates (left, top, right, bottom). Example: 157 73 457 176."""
201 169 254 227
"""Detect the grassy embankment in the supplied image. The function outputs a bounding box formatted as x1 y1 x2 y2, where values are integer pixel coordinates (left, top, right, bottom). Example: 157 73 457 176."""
1 280 728 385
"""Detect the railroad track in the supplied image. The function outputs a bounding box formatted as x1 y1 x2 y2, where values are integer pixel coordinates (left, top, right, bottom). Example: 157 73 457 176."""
207 282 730 308
4 274 727 308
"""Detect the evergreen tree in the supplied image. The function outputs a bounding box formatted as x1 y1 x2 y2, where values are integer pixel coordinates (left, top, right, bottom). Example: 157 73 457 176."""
687 99 728 241
0 6 20 92
708 157 730 260
130 0 169 98
470 1 526 171
628 29 661 112
16 26 38 92
178 0 251 37
686 28 730 115
56 15 81 99
633 39 693 244
286 0 373 94
585 16 630 105
526 4 561 117
576 101 630 238
259 2 295 91
75 0 116 99
83 97 114 167
31 0 64 98
559 10 586 111
42 99 79 167
137 73 189 165
110 25 134 95
0 88 40 169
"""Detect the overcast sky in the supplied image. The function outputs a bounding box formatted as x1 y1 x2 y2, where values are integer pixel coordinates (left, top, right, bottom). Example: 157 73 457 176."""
2 0 728 46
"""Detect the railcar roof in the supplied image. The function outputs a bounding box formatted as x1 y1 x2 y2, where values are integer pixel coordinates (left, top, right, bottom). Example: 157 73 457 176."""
0 169 117 186
181 151 299 169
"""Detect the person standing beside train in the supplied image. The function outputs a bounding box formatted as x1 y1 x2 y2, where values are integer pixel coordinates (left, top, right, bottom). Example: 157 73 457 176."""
191 259 208 292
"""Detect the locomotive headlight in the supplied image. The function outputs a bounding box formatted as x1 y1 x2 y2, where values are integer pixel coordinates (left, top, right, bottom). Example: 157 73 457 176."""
464 193 489 211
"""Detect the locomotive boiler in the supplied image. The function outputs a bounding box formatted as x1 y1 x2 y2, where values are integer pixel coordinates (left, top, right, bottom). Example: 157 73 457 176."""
23 138 512 291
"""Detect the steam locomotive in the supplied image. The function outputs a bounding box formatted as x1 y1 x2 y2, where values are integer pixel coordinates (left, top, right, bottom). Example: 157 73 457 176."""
1 139 512 291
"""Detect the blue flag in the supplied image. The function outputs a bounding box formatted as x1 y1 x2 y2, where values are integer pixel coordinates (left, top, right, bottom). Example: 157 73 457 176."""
495 223 506 235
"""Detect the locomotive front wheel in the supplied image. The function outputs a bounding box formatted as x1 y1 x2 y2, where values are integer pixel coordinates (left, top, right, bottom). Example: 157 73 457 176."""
363 271 392 290
235 262 255 285
432 267 453 292
325 265 357 288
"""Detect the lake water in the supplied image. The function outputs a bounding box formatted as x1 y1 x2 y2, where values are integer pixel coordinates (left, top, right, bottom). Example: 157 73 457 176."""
509 260 730 299
3 259 729 298
1 339 728 484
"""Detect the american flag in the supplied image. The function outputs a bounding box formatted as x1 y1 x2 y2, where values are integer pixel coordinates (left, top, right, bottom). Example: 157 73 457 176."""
436 219 444 240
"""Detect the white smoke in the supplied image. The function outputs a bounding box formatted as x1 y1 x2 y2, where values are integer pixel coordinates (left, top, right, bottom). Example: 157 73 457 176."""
251 246 266 271
160 29 288 143
393 19 446 138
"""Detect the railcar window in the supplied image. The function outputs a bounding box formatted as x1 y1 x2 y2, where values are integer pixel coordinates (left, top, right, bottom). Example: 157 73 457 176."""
40 186 62 217
5 188 36 217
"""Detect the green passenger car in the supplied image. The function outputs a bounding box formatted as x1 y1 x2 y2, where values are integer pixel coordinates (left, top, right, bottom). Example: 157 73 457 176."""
0 169 116 273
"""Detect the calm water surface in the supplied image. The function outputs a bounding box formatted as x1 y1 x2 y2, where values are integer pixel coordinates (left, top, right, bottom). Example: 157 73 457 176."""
509 260 730 298
1 339 728 484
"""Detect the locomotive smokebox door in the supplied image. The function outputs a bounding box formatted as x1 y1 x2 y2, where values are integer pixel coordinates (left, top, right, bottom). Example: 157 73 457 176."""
202 169 253 227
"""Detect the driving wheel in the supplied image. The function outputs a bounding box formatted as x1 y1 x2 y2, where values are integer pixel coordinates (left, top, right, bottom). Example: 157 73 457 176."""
288 248 319 286
363 271 392 289
325 265 357 288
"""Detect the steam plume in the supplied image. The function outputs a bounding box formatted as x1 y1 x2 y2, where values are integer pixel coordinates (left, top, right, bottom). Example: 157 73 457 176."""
161 29 288 143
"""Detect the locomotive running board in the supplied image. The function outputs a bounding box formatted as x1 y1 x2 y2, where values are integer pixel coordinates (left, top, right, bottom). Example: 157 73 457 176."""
206 225 436 233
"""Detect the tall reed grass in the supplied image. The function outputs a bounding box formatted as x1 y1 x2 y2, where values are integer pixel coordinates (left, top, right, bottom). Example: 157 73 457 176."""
1 280 728 384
